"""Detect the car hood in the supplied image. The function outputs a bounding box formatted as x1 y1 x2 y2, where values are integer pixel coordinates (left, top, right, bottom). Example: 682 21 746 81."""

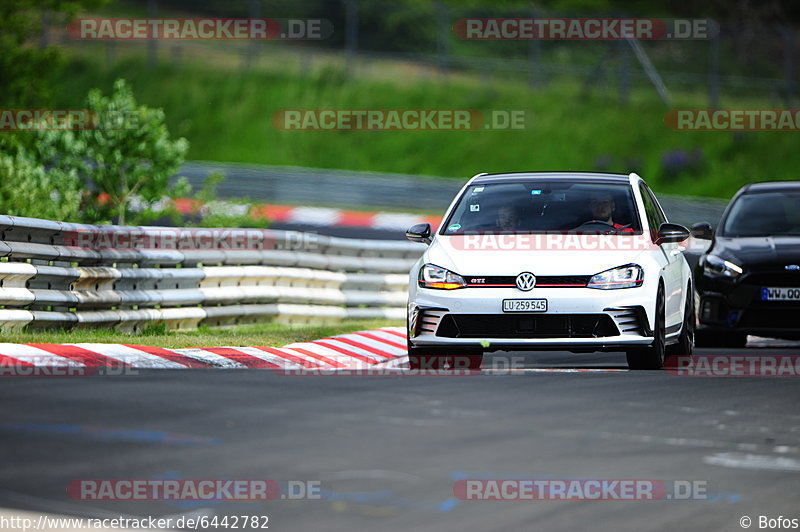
425 235 650 276
711 236 800 271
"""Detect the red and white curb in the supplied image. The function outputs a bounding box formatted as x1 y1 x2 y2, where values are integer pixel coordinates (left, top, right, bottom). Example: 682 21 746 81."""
173 199 441 231
0 327 409 371
248 204 442 231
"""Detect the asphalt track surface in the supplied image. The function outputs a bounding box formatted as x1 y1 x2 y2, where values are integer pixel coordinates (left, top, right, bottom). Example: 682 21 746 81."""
2 343 799 532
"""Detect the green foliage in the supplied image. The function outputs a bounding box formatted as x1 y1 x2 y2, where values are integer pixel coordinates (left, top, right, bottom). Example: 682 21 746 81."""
35 78 189 224
0 135 84 221
49 57 799 200
140 322 169 336
195 172 226 205
0 319 401 346
0 0 110 106
194 205 272 229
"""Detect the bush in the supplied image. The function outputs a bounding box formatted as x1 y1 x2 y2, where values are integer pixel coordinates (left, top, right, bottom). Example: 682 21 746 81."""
33 79 190 224
0 135 83 221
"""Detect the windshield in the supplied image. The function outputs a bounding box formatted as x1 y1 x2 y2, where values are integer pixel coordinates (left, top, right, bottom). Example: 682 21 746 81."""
441 181 642 234
721 191 800 237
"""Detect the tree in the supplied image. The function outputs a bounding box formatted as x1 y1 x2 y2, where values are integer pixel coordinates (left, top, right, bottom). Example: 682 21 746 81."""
0 0 109 107
35 79 190 224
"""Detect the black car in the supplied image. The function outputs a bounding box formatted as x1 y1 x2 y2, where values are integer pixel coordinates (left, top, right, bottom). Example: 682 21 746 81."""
692 181 800 347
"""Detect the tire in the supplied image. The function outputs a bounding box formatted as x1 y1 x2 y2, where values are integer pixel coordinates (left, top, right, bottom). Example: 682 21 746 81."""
666 287 695 361
626 285 666 370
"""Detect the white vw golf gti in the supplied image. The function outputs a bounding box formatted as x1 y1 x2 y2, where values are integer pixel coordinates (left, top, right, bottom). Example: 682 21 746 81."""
405 172 694 370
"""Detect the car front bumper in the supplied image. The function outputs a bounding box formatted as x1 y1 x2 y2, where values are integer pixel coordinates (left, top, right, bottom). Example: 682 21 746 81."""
408 286 656 351
698 290 800 339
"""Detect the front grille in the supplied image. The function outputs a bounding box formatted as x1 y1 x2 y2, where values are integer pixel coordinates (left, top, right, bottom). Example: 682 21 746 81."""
436 314 619 338
464 275 590 287
742 273 800 288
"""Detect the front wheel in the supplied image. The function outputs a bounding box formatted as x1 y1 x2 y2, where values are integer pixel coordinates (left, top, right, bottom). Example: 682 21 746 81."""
666 288 695 360
626 286 666 370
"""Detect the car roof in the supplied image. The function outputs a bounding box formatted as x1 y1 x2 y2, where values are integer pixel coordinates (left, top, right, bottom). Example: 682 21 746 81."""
471 171 634 185
739 181 800 194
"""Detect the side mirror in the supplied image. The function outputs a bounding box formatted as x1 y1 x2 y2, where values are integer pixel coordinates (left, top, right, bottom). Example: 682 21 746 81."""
655 222 690 245
690 222 713 240
405 223 432 245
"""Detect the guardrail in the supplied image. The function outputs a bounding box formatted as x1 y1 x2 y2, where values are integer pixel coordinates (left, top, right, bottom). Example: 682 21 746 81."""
0 215 424 332
181 161 730 227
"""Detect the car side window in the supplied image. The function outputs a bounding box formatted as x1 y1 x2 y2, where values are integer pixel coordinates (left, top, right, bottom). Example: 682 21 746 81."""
644 185 667 226
638 183 662 238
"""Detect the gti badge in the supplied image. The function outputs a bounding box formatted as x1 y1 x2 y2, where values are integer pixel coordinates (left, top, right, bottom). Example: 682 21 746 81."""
515 272 537 291
786 265 800 271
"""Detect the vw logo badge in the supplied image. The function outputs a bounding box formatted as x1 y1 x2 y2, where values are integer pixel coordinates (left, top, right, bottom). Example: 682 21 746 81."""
515 272 537 291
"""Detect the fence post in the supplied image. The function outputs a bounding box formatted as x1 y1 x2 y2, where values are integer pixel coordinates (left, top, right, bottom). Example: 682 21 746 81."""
40 9 50 49
345 0 358 79
106 40 116 67
147 0 158 69
780 26 794 106
436 2 449 79
244 0 261 70
617 39 630 105
627 38 671 106
708 32 720 108
528 7 541 89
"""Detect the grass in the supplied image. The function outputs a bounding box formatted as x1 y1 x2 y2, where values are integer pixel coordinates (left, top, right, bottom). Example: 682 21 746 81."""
1 319 403 349
46 47 799 202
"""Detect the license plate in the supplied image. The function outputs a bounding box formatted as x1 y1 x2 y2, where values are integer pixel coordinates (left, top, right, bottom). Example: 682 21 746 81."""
761 287 800 301
502 299 548 312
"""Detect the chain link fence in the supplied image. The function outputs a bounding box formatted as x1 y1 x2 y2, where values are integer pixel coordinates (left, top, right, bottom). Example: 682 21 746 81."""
45 0 799 106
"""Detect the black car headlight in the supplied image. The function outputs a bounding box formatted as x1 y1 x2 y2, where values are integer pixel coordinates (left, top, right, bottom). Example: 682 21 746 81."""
587 264 643 290
418 264 467 290
703 254 743 279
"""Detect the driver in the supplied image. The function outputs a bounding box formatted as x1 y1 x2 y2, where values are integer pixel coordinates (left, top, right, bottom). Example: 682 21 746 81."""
587 193 634 232
496 205 521 231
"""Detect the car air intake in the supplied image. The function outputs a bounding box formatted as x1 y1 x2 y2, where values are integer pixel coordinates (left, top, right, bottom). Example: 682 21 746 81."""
435 314 619 338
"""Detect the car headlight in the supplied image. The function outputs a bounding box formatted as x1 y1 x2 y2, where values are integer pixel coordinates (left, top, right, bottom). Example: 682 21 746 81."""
587 264 643 290
418 264 467 290
703 254 743 279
